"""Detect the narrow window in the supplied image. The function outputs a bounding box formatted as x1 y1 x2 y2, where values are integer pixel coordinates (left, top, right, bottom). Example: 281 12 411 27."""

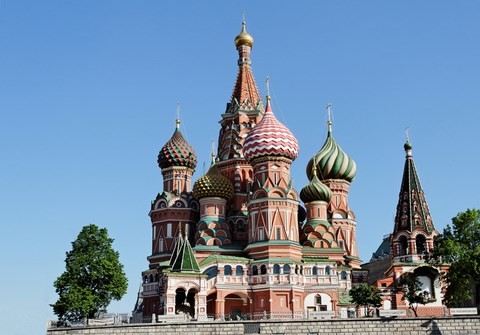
276 227 281 240
259 227 264 241
159 238 163 252
167 223 172 237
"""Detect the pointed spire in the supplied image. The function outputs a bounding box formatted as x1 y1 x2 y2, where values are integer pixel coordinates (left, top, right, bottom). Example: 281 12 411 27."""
229 21 260 109
393 137 435 236
170 234 201 273
169 231 184 267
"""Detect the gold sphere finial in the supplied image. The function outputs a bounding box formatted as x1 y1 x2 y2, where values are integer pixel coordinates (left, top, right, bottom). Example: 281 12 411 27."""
234 21 254 48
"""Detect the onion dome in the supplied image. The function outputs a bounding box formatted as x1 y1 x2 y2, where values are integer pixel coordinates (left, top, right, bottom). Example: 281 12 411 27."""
300 168 332 203
234 21 254 48
158 120 197 170
404 140 413 158
243 97 299 162
193 161 234 200
306 121 356 182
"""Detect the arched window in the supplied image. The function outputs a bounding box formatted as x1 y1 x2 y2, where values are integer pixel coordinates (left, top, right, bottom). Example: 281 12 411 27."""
276 227 281 240
149 274 154 283
325 266 331 275
252 265 258 276
283 264 291 274
341 271 347 280
203 266 218 280
312 266 318 275
236 265 243 276
224 265 232 276
273 264 280 274
399 235 408 255
416 235 427 254
260 265 267 275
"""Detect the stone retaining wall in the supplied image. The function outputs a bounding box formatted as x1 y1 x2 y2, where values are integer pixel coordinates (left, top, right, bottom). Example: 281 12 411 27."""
47 316 480 335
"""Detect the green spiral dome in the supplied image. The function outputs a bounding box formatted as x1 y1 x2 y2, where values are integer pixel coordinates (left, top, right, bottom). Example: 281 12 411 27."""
300 173 332 203
306 131 356 182
193 164 234 200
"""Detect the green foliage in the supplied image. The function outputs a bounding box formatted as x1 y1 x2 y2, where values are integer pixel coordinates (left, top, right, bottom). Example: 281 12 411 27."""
349 285 382 317
430 209 480 307
397 272 429 317
51 224 128 324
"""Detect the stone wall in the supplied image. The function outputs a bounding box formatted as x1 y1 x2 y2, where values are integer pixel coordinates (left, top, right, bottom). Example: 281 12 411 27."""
47 316 480 335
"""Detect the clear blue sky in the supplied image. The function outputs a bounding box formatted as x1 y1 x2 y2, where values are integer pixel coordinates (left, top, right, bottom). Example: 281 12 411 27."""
1 1 479 334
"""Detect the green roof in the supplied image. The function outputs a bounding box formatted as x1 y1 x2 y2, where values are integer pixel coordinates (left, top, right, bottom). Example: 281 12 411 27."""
199 254 250 267
338 294 353 306
170 236 200 273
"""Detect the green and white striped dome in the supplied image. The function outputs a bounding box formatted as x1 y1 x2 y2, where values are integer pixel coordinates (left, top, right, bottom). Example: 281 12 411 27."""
306 128 356 182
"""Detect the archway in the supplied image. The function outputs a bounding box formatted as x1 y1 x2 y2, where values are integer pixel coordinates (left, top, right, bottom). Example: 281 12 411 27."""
206 292 217 317
224 293 248 320
175 287 197 317
304 292 332 312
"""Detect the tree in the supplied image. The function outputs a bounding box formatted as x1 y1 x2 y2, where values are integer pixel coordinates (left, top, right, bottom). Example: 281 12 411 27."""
349 285 382 317
397 272 429 317
429 209 480 307
51 224 128 324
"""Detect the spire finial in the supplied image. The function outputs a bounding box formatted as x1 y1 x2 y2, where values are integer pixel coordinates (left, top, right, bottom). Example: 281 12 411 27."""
326 103 332 133
211 139 216 165
266 76 271 101
312 156 318 177
242 10 246 24
175 102 181 129
404 127 413 156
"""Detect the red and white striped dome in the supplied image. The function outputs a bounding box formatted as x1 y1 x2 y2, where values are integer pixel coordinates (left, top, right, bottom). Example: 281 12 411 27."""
243 98 299 162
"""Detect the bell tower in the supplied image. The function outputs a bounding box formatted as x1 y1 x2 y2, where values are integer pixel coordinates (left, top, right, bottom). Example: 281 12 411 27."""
216 22 265 243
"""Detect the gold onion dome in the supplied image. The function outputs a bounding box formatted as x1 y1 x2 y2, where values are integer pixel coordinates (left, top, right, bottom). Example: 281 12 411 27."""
158 120 197 170
193 163 234 200
300 169 332 203
306 125 356 182
234 21 254 48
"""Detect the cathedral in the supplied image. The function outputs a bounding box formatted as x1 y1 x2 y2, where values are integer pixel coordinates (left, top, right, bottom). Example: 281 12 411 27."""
133 21 446 322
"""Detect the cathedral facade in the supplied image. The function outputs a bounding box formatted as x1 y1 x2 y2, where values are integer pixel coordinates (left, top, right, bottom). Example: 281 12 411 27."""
136 22 366 322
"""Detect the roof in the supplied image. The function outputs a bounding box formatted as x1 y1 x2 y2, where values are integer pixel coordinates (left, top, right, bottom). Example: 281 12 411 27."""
170 235 200 273
199 254 250 267
337 294 353 306
393 141 436 235
371 235 391 261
